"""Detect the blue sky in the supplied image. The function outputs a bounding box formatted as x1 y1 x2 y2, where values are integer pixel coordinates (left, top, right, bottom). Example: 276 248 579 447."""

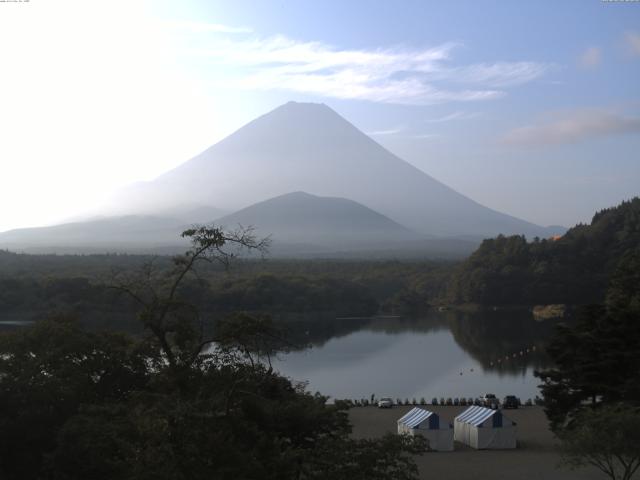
0 0 638 231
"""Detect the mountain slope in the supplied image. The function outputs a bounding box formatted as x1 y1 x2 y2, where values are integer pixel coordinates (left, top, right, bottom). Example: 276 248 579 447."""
216 191 418 248
0 216 190 253
0 193 477 258
111 101 561 238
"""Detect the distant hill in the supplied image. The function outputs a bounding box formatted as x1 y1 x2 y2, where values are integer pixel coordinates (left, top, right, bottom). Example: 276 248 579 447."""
0 193 477 258
0 204 226 255
109 101 562 239
160 204 228 224
216 191 417 248
446 198 640 305
0 215 190 254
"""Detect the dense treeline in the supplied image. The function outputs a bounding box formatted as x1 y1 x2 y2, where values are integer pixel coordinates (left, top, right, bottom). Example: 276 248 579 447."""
209 274 377 315
0 252 454 327
3 198 636 320
446 198 640 306
0 275 377 328
535 251 640 479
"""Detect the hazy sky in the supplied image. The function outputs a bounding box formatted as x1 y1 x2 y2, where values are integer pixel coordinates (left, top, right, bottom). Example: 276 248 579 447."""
1 0 639 232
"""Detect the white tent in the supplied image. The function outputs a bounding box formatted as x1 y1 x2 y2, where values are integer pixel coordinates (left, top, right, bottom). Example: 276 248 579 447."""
397 407 454 451
454 405 516 449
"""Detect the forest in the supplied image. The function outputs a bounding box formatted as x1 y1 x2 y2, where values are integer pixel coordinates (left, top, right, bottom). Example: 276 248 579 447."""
445 198 640 306
1 200 639 479
1 198 638 333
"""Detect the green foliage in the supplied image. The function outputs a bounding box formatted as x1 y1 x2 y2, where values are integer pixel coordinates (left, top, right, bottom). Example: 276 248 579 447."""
0 258 453 326
536 251 640 431
0 226 426 480
606 250 640 316
448 197 640 305
209 274 378 315
0 316 156 479
559 404 640 480
0 316 426 480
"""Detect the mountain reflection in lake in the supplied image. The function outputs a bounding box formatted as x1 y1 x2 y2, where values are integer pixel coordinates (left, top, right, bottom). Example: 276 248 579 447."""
273 310 557 401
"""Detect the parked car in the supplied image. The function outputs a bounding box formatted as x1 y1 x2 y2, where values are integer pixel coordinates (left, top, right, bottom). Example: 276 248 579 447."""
479 393 500 409
377 397 393 408
503 395 519 409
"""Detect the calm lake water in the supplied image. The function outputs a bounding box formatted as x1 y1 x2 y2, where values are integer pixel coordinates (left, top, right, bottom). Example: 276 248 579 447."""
273 310 558 402
0 320 34 331
1 309 561 402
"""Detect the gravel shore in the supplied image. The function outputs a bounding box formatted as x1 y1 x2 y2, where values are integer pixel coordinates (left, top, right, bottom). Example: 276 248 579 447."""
349 405 602 479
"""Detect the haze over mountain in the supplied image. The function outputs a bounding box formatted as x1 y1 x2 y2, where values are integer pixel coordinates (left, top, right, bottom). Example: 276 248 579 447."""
0 192 477 257
219 191 415 240
0 102 565 256
0 215 189 254
216 191 420 253
109 102 563 239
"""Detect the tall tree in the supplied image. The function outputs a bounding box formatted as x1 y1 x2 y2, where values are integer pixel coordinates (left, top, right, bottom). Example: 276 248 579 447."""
559 404 640 480
536 252 640 430
110 225 269 373
0 225 427 480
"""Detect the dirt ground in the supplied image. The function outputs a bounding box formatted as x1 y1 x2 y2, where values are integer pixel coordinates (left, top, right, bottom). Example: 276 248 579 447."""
348 405 603 480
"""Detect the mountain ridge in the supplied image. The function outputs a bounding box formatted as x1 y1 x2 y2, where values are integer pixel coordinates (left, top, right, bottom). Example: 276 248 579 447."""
216 191 419 247
0 191 478 258
110 101 563 239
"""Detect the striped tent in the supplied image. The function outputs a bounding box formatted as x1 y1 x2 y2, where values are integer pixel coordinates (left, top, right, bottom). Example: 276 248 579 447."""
454 405 516 449
397 407 453 451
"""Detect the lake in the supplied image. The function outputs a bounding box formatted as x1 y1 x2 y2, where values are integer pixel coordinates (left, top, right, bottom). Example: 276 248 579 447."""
273 310 559 403
0 309 561 403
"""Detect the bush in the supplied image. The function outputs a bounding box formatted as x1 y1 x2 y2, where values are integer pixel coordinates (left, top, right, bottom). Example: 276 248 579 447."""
559 404 640 480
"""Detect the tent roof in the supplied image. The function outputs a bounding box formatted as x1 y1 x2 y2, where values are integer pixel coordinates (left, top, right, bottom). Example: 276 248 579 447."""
397 407 435 428
455 406 499 426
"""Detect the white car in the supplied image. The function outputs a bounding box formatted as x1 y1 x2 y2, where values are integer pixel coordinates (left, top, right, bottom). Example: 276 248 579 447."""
377 397 393 408
479 393 500 409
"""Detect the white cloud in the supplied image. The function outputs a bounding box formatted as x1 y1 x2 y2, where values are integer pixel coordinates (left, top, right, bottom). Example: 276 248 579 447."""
578 47 602 68
426 111 481 122
188 34 552 105
502 110 640 147
367 126 404 136
625 31 640 56
446 62 554 87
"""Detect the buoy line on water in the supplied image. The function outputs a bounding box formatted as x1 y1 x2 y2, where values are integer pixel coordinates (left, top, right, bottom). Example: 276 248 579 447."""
489 345 537 367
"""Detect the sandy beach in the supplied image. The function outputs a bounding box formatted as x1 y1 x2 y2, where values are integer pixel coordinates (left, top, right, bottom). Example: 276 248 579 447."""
349 405 603 479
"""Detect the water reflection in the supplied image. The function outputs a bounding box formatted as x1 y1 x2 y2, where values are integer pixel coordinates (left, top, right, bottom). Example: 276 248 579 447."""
0 320 34 332
0 309 560 400
272 310 558 401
